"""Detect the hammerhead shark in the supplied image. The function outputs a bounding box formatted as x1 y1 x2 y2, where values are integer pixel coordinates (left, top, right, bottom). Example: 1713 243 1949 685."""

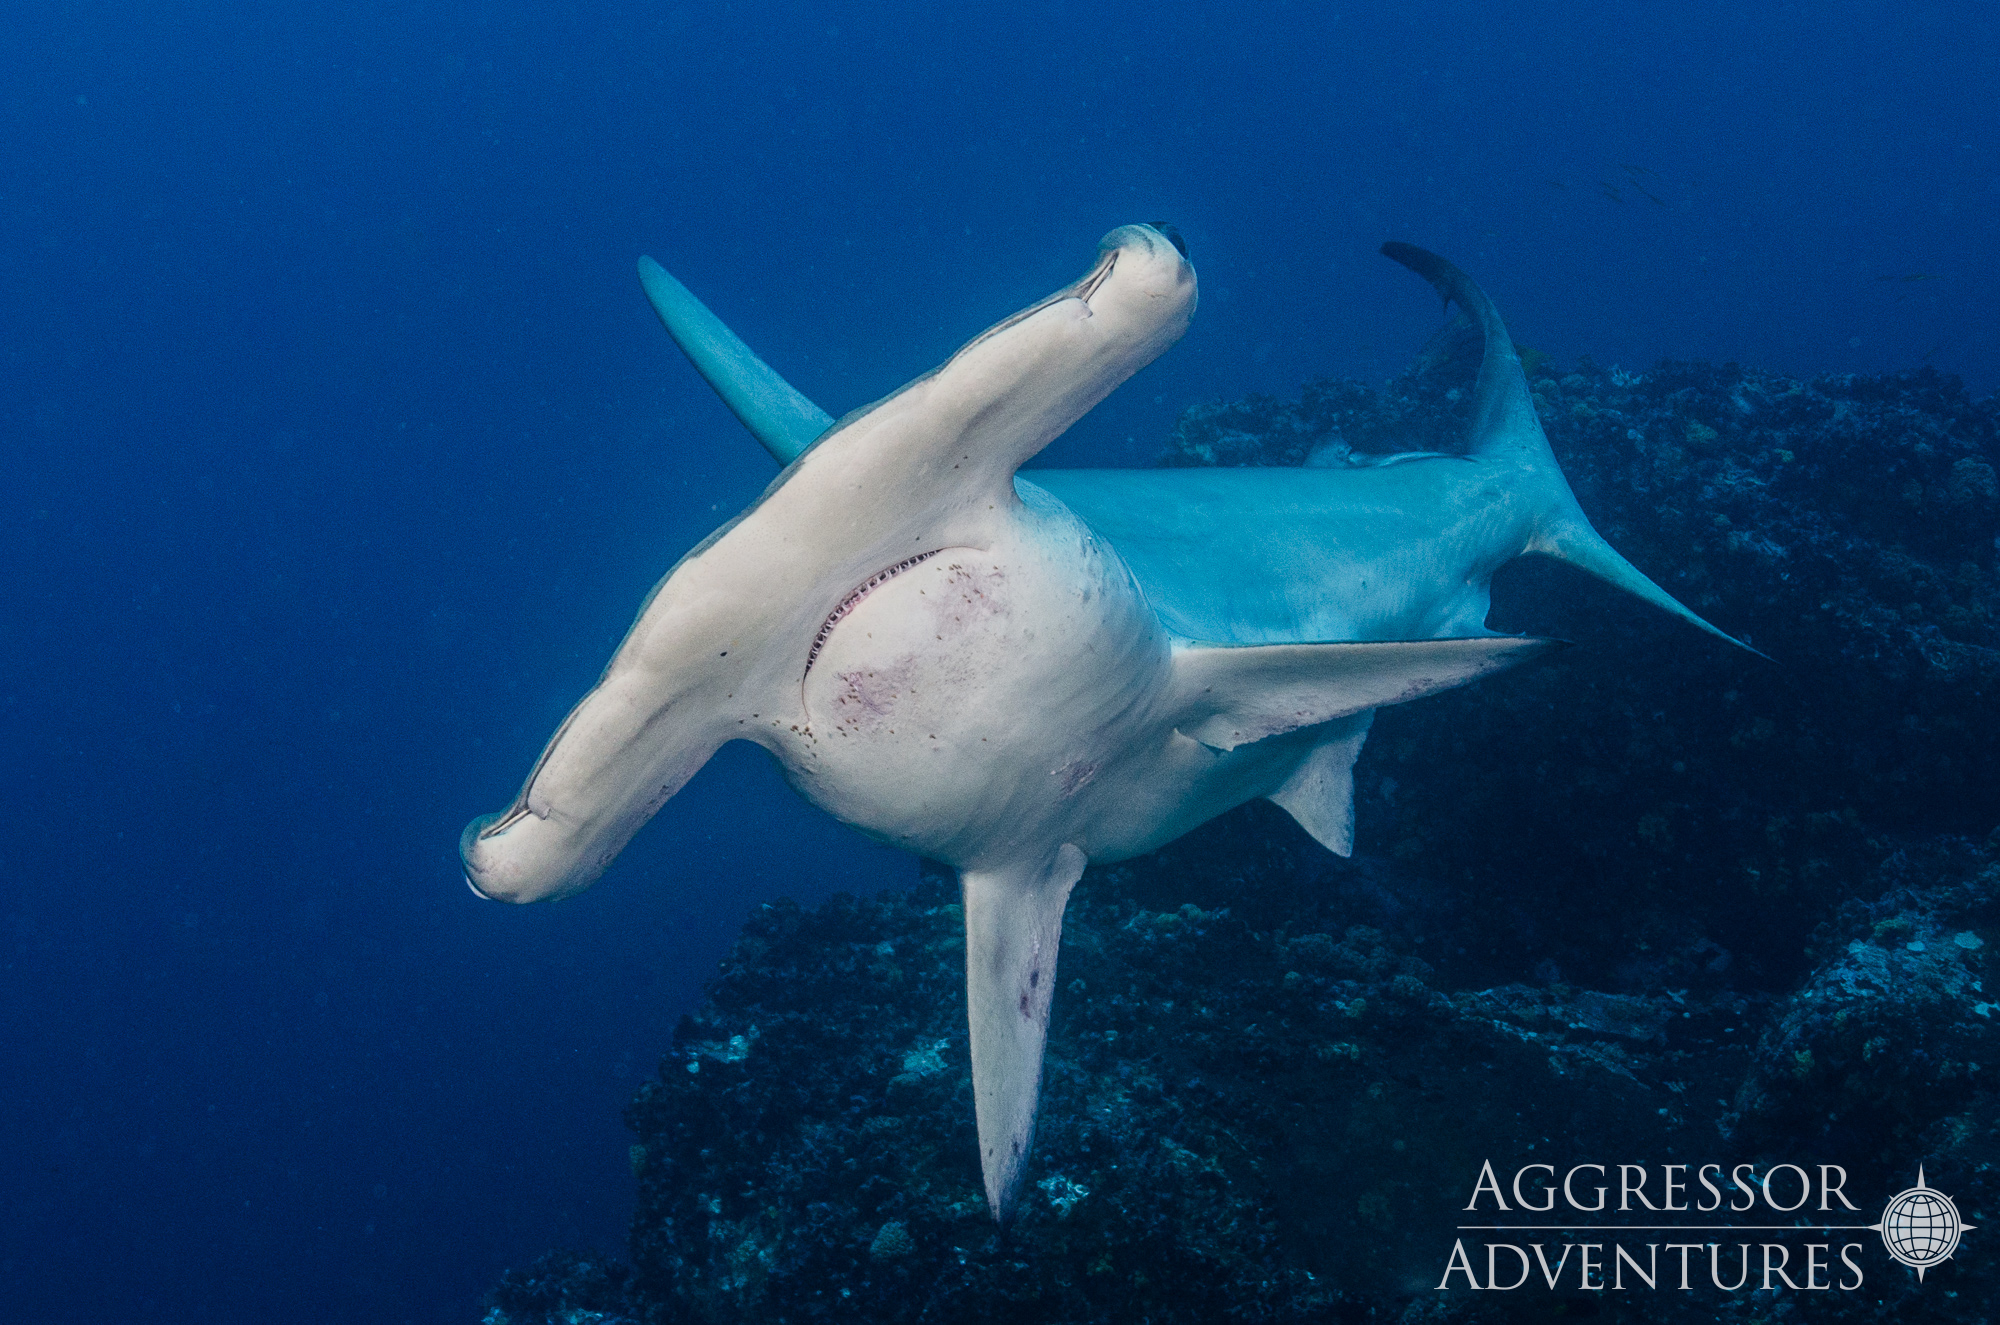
462 224 1739 1220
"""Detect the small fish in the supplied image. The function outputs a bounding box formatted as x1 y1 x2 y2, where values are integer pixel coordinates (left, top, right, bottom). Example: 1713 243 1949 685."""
1597 181 1624 203
1619 165 1667 205
1876 273 1940 283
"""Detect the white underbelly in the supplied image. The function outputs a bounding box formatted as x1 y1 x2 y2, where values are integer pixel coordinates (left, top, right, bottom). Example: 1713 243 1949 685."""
772 502 1166 866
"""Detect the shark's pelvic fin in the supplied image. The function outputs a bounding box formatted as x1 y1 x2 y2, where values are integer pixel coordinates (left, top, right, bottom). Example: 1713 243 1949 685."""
1170 635 1559 752
962 844 1088 1222
1267 711 1374 856
1379 242 1756 654
638 255 834 464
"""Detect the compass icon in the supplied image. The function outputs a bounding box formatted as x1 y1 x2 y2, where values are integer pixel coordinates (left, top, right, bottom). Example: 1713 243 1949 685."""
1876 1167 1976 1281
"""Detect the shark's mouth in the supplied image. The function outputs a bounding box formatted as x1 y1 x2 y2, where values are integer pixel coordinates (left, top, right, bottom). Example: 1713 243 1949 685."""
803 549 947 684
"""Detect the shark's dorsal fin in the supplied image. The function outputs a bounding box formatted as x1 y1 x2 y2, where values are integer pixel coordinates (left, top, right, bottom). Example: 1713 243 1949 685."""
638 256 834 464
1169 636 1560 752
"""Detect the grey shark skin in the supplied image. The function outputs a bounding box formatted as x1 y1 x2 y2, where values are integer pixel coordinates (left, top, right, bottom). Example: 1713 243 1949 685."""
464 225 1740 1221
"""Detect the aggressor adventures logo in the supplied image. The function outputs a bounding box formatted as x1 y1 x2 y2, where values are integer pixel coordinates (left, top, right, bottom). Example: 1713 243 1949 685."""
1436 1160 1975 1292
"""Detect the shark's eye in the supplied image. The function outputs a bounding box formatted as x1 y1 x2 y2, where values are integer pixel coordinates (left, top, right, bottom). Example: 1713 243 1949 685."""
1147 223 1189 260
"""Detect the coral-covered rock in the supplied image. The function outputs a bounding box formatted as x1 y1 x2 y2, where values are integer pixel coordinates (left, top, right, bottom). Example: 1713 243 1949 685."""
483 1249 633 1324
611 851 1747 1322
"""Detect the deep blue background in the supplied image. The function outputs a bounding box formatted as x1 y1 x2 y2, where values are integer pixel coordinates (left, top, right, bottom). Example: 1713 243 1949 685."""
3 2 1994 1320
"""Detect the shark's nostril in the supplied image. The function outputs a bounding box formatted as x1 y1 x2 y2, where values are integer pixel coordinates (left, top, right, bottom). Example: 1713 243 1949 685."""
1147 223 1189 260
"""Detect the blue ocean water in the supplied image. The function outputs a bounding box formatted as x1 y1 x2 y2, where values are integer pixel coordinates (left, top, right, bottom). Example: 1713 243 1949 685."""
2 2 1993 1320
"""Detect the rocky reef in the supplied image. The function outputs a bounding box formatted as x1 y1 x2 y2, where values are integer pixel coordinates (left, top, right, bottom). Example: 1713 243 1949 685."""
486 359 1997 1323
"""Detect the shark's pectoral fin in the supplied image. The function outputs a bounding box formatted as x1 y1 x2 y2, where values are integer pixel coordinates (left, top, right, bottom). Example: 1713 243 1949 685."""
1267 711 1374 856
962 843 1087 1223
1172 636 1559 752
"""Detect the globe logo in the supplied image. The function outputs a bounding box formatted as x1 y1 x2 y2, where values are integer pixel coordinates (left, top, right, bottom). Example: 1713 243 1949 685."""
1877 1168 1975 1281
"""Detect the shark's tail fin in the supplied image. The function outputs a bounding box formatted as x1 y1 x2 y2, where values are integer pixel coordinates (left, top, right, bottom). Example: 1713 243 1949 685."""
1380 243 1753 654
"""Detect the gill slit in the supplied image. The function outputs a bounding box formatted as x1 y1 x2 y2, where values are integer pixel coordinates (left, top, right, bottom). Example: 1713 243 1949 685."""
1075 250 1117 305
938 248 1120 366
480 696 597 840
